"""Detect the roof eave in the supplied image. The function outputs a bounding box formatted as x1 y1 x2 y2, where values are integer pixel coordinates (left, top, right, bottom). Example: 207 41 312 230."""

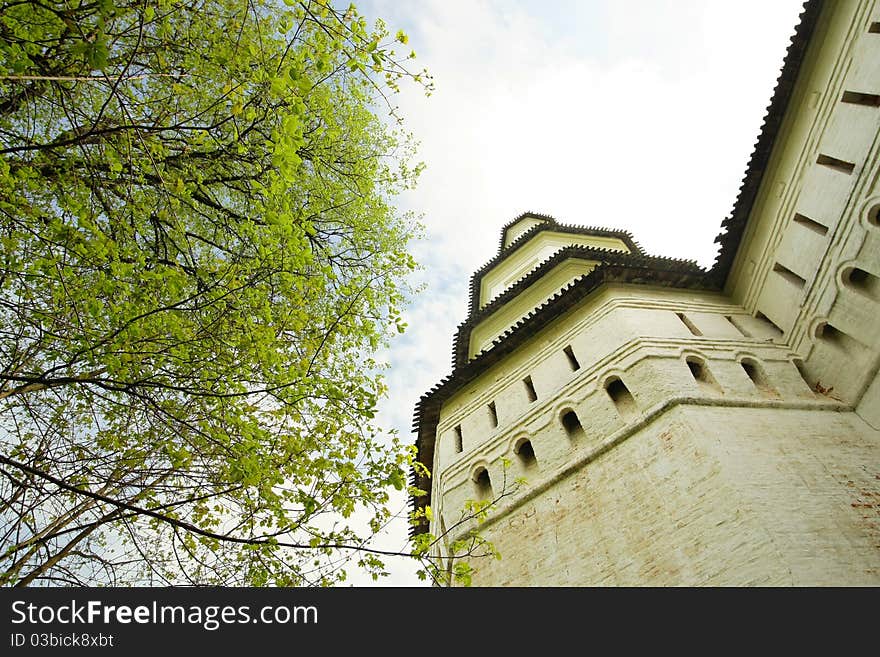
708 0 824 287
410 260 710 537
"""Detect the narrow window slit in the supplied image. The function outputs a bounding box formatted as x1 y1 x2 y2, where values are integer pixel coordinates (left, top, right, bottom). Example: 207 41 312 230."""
793 358 815 393
563 345 581 371
793 212 828 236
869 21 880 33
773 262 806 289
523 376 537 402
487 401 498 428
816 153 855 175
756 311 784 338
606 377 638 421
841 90 880 107
453 425 463 453
676 312 702 336
725 315 752 337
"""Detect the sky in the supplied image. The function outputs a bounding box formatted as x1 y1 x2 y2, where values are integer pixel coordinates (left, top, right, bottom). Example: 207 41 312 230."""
344 0 808 585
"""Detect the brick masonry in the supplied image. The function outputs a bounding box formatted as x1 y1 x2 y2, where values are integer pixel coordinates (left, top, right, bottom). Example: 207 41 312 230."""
467 405 880 586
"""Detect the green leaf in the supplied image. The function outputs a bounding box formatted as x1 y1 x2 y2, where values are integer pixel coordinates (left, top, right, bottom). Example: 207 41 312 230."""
0 0 429 588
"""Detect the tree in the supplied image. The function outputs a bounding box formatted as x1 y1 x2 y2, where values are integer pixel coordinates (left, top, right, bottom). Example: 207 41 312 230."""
410 460 517 587
0 0 432 586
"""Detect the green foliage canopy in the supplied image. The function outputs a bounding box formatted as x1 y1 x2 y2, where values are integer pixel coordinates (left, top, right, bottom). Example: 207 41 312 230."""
0 0 428 585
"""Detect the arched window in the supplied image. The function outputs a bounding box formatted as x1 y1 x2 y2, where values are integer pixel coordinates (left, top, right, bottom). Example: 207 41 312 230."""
473 467 493 500
514 439 537 468
868 203 880 228
741 358 776 397
560 409 585 440
815 321 865 357
842 267 880 302
686 356 722 394
605 377 637 421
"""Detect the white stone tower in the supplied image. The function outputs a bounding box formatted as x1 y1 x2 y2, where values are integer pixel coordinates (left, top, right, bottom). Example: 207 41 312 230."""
411 0 880 586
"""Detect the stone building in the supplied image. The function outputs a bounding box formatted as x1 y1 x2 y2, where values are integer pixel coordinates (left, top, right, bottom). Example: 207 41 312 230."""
411 0 880 585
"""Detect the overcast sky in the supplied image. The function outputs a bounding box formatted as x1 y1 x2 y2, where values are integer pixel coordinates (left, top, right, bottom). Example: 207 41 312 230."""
346 0 807 585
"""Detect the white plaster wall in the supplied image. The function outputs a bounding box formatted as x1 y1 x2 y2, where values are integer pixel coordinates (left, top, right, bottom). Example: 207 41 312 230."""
465 406 880 586
433 286 819 537
726 0 880 415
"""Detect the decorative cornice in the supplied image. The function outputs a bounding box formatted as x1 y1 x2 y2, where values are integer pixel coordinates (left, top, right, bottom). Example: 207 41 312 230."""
410 258 709 536
451 246 701 369
497 211 557 253
468 216 644 319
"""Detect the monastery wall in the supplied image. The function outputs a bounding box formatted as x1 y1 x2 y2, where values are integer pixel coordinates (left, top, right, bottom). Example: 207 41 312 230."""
466 404 880 586
424 0 880 585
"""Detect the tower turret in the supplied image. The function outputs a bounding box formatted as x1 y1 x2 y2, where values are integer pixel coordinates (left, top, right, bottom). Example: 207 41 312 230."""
411 0 880 586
